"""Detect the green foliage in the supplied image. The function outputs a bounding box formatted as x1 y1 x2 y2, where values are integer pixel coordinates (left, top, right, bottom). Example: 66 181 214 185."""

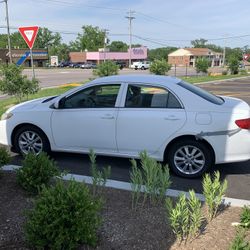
228 56 240 74
93 60 119 77
89 149 111 196
239 69 248 75
195 57 210 74
108 41 128 52
0 64 39 102
70 25 105 52
202 171 228 221
229 229 250 250
16 152 61 193
191 38 208 48
240 206 250 228
130 151 171 209
130 159 143 210
165 190 203 241
222 70 228 75
25 180 102 249
0 147 11 168
149 59 171 75
49 43 70 62
148 47 177 61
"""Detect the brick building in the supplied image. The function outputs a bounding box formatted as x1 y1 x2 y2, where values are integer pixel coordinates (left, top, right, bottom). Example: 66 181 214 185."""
168 48 223 67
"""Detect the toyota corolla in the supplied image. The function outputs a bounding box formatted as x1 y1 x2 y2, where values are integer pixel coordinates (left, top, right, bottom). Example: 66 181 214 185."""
0 75 249 178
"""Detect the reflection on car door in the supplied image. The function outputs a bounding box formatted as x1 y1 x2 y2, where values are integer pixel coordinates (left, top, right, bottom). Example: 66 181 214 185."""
116 84 186 156
51 84 121 153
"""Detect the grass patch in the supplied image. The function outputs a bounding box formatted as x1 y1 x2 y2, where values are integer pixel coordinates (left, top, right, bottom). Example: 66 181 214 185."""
0 85 77 117
181 73 249 84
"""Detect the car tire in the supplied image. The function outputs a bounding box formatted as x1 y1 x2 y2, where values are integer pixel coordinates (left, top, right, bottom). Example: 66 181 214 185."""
14 125 50 155
167 139 213 178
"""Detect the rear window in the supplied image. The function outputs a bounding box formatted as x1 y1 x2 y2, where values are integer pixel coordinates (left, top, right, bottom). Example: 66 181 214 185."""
178 81 224 105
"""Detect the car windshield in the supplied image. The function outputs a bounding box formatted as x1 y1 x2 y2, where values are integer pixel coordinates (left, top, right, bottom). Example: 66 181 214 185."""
178 81 224 105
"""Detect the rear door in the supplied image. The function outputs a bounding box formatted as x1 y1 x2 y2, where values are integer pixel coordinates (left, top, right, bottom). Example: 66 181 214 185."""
116 83 186 156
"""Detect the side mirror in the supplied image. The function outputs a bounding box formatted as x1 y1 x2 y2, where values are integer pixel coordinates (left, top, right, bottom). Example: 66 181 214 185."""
53 97 66 109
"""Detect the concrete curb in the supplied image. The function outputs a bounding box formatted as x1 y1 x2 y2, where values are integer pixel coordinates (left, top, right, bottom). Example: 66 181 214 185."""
2 165 250 207
195 75 250 85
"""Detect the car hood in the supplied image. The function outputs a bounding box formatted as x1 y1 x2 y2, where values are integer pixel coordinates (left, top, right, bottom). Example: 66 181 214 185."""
7 96 54 113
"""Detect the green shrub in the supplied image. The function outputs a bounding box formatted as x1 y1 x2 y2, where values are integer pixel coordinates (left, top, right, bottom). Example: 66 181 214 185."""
202 171 228 221
195 57 210 74
0 147 11 168
93 60 118 77
149 59 171 75
0 64 39 102
240 206 250 228
239 69 248 75
229 229 250 250
222 70 228 75
16 152 61 193
89 149 111 196
165 190 203 241
228 56 240 75
130 151 171 209
25 180 102 249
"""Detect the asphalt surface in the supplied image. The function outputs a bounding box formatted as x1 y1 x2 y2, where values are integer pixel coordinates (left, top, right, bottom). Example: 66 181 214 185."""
7 76 250 201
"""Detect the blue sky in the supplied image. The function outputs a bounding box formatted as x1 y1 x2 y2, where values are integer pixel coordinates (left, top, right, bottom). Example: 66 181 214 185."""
1 0 250 49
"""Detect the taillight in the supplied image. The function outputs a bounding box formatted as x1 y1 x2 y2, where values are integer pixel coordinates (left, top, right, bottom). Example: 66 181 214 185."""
235 118 250 129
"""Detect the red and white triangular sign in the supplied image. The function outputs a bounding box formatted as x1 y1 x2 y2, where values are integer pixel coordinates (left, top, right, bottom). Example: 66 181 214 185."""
18 26 39 49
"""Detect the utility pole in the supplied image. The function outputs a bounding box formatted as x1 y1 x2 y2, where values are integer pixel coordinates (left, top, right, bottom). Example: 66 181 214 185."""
1 0 12 63
103 29 109 62
222 34 228 68
125 10 135 68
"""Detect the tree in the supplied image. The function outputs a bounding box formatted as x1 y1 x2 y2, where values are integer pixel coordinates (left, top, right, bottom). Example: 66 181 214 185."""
228 56 240 74
191 38 208 48
93 61 118 77
148 47 177 61
34 27 61 49
49 43 70 61
70 25 105 52
195 57 210 74
149 59 171 75
0 64 39 102
0 32 27 49
108 41 128 52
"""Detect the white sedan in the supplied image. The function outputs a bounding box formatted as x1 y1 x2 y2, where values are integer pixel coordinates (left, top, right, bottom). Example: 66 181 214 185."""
0 75 250 178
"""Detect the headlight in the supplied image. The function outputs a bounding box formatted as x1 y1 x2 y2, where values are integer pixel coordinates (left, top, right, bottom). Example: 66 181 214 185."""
1 112 13 120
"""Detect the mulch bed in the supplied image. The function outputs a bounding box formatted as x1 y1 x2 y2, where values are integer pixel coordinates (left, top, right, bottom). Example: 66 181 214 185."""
0 171 248 250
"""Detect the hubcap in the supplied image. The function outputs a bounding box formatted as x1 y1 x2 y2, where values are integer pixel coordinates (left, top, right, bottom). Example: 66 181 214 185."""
18 131 43 155
174 145 205 175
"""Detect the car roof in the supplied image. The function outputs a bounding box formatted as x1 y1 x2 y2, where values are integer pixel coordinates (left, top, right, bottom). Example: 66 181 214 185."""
90 74 182 86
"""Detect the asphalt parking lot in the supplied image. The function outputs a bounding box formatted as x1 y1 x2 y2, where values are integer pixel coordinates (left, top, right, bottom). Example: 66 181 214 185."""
7 76 250 201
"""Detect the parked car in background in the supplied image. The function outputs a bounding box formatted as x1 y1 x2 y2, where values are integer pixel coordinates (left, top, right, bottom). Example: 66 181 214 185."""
115 61 127 70
58 61 71 67
131 61 150 70
1 75 250 178
81 62 97 69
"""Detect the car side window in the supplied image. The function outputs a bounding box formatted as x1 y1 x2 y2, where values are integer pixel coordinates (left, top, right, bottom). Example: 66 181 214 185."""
125 84 182 109
63 84 120 109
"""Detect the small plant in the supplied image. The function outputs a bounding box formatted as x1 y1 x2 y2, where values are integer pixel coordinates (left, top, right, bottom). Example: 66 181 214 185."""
130 151 171 209
195 57 210 74
25 180 102 249
165 190 203 242
228 56 240 75
229 228 250 250
89 149 111 195
0 147 11 169
149 59 171 75
93 60 118 77
222 70 228 75
240 206 250 229
16 152 61 193
202 171 228 221
0 64 39 102
130 159 143 210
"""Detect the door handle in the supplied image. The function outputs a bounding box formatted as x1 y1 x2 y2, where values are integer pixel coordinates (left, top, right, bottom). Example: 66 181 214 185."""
164 115 180 121
101 114 115 120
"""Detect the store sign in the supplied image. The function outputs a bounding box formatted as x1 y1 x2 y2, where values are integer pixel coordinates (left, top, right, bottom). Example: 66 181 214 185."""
132 48 144 55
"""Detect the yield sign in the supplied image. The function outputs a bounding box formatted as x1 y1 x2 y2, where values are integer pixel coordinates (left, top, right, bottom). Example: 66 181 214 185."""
18 26 39 49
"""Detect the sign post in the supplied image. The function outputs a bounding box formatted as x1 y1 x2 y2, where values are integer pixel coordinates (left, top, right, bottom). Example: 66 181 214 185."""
18 26 39 79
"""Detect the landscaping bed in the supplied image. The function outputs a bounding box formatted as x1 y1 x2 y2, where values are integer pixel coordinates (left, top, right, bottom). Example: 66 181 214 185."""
0 171 248 250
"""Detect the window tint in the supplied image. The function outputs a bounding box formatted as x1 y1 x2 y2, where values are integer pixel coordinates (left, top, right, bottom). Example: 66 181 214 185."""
125 84 182 109
63 84 120 109
178 81 224 105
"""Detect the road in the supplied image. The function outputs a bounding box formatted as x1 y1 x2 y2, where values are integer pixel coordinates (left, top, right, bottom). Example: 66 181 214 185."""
8 75 250 200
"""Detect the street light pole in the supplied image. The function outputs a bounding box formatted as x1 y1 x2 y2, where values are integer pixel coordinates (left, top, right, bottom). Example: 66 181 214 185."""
2 0 12 63
103 29 109 62
125 10 135 68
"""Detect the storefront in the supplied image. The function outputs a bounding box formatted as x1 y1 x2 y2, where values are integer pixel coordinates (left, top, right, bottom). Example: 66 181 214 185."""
0 49 48 67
